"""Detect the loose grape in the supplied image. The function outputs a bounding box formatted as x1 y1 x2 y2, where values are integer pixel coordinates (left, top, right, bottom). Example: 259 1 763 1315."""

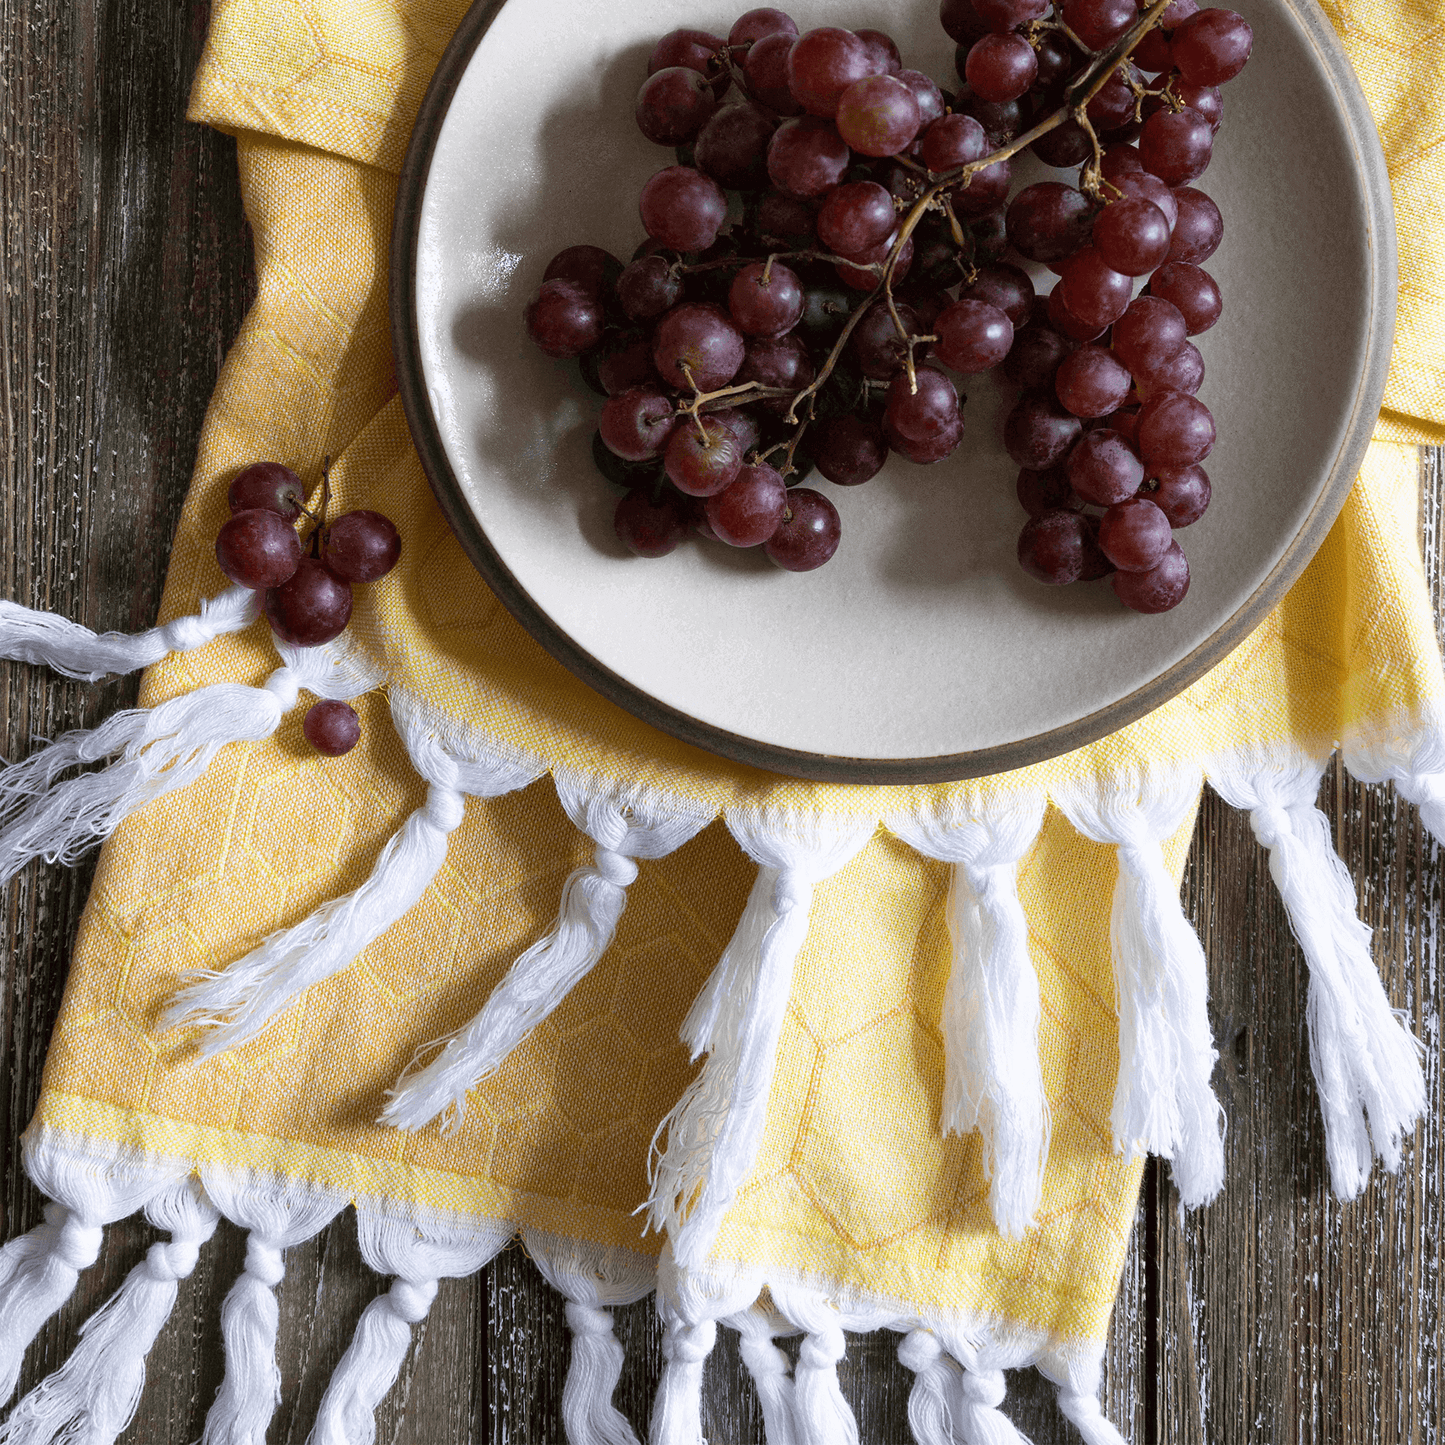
304 700 361 757
1017 509 1087 584
653 302 746 392
1097 496 1172 572
525 279 604 359
324 511 401 582
665 416 743 496
615 489 689 557
265 558 353 646
639 167 728 252
636 68 718 146
216 509 304 590
228 461 305 520
835 74 922 157
1112 540 1190 612
765 488 842 570
706 461 789 545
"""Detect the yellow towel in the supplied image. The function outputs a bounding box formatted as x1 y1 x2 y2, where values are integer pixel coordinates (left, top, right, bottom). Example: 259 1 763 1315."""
0 1 1441 1441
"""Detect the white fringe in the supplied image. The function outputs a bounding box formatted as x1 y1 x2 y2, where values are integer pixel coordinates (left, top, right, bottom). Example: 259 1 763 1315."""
651 1246 765 1445
1341 704 1445 843
0 587 259 682
896 1330 960 1445
197 1169 346 1445
0 1138 185 1403
1209 750 1426 1199
523 1230 656 1445
0 1177 219 1445
767 1282 858 1445
0 636 379 887
308 1207 512 1445
888 795 1050 1239
723 1302 799 1445
381 775 711 1133
163 693 542 1056
1056 767 1225 1208
647 811 877 1271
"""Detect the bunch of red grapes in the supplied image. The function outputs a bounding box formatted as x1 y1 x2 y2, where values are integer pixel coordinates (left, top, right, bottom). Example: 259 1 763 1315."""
523 0 1251 609
214 462 402 754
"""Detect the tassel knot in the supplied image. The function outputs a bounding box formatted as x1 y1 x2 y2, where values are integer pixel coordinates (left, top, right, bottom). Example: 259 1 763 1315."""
593 847 640 888
1247 802 1295 849
896 1329 941 1374
423 784 466 833
243 1236 285 1289
957 1368 1006 1410
159 611 227 651
798 1325 845 1372
664 1319 717 1366
388 1277 437 1323
564 1299 616 1337
48 1209 103 1271
146 1237 202 1282
262 666 302 711
772 869 812 915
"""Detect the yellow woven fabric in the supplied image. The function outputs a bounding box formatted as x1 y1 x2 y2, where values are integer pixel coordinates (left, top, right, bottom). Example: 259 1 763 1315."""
26 0 1445 1360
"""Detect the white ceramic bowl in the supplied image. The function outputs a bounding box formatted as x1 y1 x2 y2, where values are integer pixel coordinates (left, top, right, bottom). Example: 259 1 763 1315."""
392 0 1394 782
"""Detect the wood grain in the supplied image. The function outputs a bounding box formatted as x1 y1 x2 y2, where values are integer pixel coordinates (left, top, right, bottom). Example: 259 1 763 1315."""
1 0 1440 1440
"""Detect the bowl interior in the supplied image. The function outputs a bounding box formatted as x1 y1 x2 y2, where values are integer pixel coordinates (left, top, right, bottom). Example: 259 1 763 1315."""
411 0 1384 774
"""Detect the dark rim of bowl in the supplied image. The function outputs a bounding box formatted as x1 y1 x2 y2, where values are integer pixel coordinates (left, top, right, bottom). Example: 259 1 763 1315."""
390 0 1397 786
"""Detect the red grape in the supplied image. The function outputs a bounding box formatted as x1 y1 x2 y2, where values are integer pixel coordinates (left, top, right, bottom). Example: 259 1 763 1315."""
1016 466 1084 517
1018 509 1087 584
615 488 689 557
1065 428 1144 504
694 103 777 189
787 28 880 117
639 167 728 252
636 68 717 146
599 386 679 460
1171 8 1253 86
1137 391 1215 466
1149 262 1222 334
729 8 799 49
767 117 851 197
1112 540 1190 612
1055 345 1133 418
765 488 842 570
616 255 681 321
265 558 352 646
1006 183 1096 263
728 261 805 337
649 29 730 99
835 74 922 156
324 511 401 582
1005 395 1083 470
542 245 622 298
653 302 746 392
745 32 805 113
1168 187 1224 264
964 34 1038 105
934 298 1013 374
304 700 361 756
1149 463 1211 526
228 462 304 520
1138 107 1214 186
706 461 789 544
1092 197 1172 276
525 279 604 359
810 414 888 485
1097 496 1172 571
216 509 303 590
816 181 897 258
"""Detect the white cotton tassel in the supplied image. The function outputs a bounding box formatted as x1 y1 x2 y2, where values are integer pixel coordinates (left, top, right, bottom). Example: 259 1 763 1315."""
648 811 877 1269
309 1210 509 1445
651 1247 763 1445
1057 769 1224 1208
382 776 710 1132
895 1330 959 1445
0 586 258 682
1055 1386 1126 1444
523 1231 655 1445
1341 709 1445 843
1210 753 1426 1199
889 797 1049 1238
0 638 377 886
199 1172 345 1445
766 1284 856 1445
726 1305 798 1445
0 1179 219 1445
951 1367 1026 1445
164 699 541 1055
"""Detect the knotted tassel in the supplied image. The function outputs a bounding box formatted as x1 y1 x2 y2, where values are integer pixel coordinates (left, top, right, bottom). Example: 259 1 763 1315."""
309 1208 510 1445
726 1305 798 1445
890 795 1049 1238
199 1171 345 1445
523 1230 655 1445
1055 1386 1126 1444
0 636 379 886
766 1283 857 1445
1056 768 1224 1207
0 585 258 681
0 1178 219 1445
951 1367 1026 1445
164 696 541 1055
382 776 710 1132
648 811 877 1269
651 1247 763 1445
1341 708 1445 842
895 1330 959 1445
1210 752 1426 1198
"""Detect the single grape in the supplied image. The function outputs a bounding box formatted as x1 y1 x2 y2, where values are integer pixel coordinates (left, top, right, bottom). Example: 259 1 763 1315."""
886 412 965 463
1005 183 1096 263
542 245 622 298
918 111 990 172
973 0 1049 31
1017 509 1087 584
324 510 401 582
964 33 1038 104
1092 197 1172 276
1056 248 1133 330
745 32 805 113
835 74 921 156
1171 8 1253 86
649 29 731 99
1060 0 1136 50
706 461 789 544
665 415 744 496
885 365 961 441
216 509 303 589
729 8 799 48
767 116 852 197
1034 28 1083 87
1032 117 1094 169
653 302 746 391
636 68 718 146
1065 428 1144 504
1135 339 1204 400
897 70 946 132
787 27 879 117
1097 496 1172 571
1149 261 1222 334
591 430 664 490
1001 323 1074 392
1167 187 1224 264
615 488 689 557
1137 391 1216 466
855 28 903 74
729 260 805 338
849 300 922 379
736 333 815 411
525 279 604 359
1016 466 1084 518
639 167 728 252
599 386 679 460
1114 170 1179 231
616 255 681 321
950 157 1012 217
265 558 353 646
228 461 304 520
1148 463 1211 526
1005 395 1083 470
959 262 1034 325
816 181 898 258
1054 345 1133 418
711 406 762 457
694 103 777 189
796 283 856 347
1138 107 1214 187
810 413 888 484
765 488 842 570
955 88 1023 148
1087 63 1143 133
940 0 990 46
934 298 1013 374
1046 285 1108 344
304 700 362 756
971 205 1009 262
1112 539 1190 611
1111 295 1188 375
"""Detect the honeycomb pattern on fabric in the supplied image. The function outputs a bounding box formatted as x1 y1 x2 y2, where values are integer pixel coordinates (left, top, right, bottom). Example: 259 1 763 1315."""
24 0 1445 1364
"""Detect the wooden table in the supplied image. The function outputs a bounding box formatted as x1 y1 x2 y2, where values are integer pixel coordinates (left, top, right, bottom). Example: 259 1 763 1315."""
3 1 1441 1439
